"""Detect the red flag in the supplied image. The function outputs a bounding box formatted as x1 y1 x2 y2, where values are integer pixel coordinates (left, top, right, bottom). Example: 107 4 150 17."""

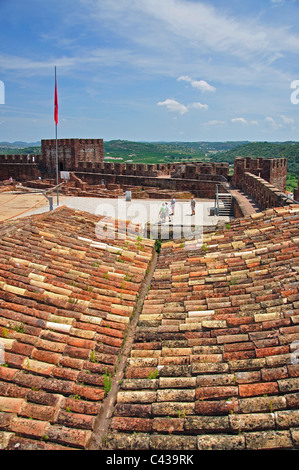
54 70 58 126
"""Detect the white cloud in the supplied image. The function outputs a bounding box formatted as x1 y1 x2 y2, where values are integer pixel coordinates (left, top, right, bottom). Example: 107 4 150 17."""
265 116 282 128
204 120 226 126
157 98 208 114
265 116 276 126
280 114 295 126
93 0 299 61
177 75 216 93
231 117 248 124
157 99 189 115
231 117 261 126
190 102 208 110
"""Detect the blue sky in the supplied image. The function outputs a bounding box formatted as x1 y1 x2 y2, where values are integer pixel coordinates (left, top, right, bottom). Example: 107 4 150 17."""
0 0 298 143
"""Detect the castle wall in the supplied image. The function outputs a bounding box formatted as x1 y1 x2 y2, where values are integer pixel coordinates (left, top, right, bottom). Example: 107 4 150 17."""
0 153 228 196
241 172 292 210
0 154 42 181
171 162 229 179
41 138 104 174
2 144 291 212
233 156 287 192
74 171 225 198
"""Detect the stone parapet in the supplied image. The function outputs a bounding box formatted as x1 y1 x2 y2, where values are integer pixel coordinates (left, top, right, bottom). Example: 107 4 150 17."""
241 172 292 210
233 156 287 192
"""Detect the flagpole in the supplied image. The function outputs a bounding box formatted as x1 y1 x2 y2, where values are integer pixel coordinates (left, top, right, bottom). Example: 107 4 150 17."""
54 66 59 206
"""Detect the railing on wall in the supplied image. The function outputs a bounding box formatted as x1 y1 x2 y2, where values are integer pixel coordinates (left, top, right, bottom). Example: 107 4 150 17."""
215 184 233 217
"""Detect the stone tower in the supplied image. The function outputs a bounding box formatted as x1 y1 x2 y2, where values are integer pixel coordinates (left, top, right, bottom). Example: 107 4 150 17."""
41 138 104 175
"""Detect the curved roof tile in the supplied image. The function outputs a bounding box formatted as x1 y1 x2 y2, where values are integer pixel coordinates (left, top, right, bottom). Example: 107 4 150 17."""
0 206 154 450
106 205 299 451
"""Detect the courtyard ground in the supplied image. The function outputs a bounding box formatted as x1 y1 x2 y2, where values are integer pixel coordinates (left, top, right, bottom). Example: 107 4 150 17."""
0 192 230 235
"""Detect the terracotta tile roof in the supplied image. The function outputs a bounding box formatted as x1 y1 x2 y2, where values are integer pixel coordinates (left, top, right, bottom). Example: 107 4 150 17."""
0 206 154 449
106 205 299 451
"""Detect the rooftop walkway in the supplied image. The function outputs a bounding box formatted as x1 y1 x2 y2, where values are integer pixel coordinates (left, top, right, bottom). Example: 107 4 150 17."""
230 188 261 217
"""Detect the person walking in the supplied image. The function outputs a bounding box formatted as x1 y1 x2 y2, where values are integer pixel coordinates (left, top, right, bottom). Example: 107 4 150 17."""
165 202 171 221
191 196 196 216
170 197 176 216
159 203 166 223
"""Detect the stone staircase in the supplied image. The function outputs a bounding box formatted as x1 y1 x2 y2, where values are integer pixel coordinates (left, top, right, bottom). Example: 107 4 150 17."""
216 192 233 216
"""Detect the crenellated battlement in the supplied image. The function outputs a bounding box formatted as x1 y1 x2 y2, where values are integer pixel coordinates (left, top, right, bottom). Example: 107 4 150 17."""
74 160 229 179
233 156 287 192
0 154 42 164
41 138 104 174
0 140 291 210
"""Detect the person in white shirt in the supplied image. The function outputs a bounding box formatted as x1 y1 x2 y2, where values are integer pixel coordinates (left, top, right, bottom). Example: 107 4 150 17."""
165 202 171 221
191 196 196 215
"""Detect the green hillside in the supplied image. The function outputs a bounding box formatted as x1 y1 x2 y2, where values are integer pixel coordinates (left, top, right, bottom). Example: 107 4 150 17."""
211 141 299 192
0 146 41 155
103 140 247 163
212 141 299 171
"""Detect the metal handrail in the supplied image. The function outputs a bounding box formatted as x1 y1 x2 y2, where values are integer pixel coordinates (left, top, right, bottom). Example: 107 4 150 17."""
279 193 299 205
12 182 65 211
215 184 219 215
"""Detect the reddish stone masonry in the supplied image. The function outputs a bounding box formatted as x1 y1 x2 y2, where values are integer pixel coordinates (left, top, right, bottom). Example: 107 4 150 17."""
233 156 288 192
0 140 293 209
105 204 299 451
0 139 230 199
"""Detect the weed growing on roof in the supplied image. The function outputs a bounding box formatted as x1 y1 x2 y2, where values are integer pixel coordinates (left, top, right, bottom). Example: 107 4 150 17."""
1 328 9 338
147 369 159 379
103 368 112 395
155 239 161 253
14 323 24 333
103 272 110 280
90 350 98 363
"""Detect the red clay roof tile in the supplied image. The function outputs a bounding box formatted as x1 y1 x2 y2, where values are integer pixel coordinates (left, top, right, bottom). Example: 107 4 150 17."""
2 204 299 450
0 207 155 449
